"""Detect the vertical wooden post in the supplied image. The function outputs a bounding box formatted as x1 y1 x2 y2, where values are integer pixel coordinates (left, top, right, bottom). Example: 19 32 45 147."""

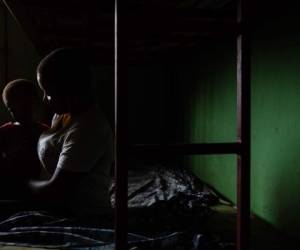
237 0 251 250
4 3 8 83
114 1 128 250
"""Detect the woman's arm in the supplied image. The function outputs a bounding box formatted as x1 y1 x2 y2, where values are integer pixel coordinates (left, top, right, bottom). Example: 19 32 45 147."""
28 168 84 202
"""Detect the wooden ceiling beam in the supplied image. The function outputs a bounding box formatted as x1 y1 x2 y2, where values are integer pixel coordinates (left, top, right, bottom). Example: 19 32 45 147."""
121 22 239 41
17 0 113 13
123 5 235 19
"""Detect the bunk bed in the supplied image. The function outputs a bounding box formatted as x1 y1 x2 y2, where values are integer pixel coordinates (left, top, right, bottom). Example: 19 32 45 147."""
115 1 250 250
0 0 255 250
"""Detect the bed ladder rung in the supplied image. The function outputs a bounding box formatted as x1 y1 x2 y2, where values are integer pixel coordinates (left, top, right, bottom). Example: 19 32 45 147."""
130 142 242 155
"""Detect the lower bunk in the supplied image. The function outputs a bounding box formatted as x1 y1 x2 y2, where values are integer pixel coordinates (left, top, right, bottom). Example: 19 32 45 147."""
0 166 294 249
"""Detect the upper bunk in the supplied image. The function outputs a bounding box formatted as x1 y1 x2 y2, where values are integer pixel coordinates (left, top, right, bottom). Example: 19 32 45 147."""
1 0 241 65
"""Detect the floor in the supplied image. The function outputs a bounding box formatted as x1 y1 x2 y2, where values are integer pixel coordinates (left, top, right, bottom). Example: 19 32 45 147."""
201 204 298 250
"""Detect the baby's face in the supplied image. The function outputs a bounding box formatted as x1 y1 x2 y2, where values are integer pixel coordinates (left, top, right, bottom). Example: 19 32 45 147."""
6 98 35 124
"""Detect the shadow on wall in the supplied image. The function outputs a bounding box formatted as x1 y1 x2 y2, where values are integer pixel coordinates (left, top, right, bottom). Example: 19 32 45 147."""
260 133 300 239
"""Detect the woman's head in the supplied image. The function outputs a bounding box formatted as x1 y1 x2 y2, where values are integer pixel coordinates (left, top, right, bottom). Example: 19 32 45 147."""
2 79 40 124
37 48 92 114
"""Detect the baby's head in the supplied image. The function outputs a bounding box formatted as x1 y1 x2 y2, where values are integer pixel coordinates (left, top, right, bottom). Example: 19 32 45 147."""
2 79 40 124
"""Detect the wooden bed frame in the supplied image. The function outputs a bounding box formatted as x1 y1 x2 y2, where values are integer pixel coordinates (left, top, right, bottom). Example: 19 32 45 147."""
115 1 251 250
0 0 251 249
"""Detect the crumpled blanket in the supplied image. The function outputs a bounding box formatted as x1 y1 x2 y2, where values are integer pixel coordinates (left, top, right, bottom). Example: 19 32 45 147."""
111 166 219 208
110 166 219 233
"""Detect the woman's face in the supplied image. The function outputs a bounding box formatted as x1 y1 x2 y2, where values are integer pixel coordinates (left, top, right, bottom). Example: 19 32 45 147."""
37 72 70 114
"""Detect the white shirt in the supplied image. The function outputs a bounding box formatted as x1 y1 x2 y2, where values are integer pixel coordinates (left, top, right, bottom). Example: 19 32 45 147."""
37 106 113 216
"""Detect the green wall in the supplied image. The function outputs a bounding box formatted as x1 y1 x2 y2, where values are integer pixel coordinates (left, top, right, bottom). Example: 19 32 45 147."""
182 8 300 238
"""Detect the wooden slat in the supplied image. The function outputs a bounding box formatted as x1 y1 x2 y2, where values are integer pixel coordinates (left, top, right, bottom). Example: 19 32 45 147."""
123 15 237 36
130 143 241 155
123 5 235 19
3 2 8 83
236 0 251 249
17 0 113 12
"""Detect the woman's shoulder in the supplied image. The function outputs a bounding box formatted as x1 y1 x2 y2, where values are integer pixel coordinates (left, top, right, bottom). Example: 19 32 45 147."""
63 107 111 144
72 106 111 131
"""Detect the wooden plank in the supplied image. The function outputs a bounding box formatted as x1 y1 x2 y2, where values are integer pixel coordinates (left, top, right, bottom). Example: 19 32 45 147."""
3 3 8 83
236 0 251 249
123 15 237 36
122 5 235 19
114 1 128 250
16 0 113 12
130 143 241 155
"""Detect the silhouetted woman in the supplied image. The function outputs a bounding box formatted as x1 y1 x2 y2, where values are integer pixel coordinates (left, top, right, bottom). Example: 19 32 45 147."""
28 48 113 218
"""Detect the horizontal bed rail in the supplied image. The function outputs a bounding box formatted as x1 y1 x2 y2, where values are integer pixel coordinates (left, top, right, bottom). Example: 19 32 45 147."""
130 142 242 155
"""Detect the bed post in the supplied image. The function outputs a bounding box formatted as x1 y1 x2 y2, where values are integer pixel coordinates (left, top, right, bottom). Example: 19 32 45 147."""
3 3 8 84
237 0 251 249
115 1 128 249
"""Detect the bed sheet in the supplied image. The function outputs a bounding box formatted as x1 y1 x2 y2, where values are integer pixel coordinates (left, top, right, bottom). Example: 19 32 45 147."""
0 166 235 249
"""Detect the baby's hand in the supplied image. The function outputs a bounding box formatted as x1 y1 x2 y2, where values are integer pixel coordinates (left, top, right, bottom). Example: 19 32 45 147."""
1 151 7 160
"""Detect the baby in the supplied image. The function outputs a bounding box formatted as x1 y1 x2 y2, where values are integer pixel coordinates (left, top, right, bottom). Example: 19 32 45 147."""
0 79 48 198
